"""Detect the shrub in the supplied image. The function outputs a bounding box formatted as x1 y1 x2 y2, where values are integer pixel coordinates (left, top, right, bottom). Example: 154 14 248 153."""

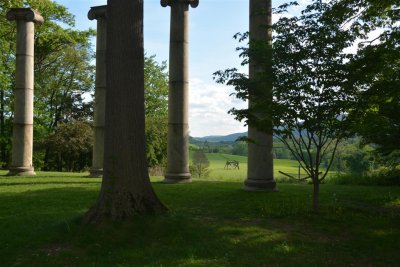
329 166 400 186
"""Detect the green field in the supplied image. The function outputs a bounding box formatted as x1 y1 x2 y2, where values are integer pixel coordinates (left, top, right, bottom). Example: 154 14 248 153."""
192 152 309 182
0 167 399 266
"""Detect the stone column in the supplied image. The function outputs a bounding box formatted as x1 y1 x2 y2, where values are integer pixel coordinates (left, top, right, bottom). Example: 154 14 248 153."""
88 5 107 177
244 0 277 191
161 0 198 183
6 8 43 176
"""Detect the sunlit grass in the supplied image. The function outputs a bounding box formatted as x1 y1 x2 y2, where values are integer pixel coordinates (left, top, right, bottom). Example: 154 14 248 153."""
190 152 309 182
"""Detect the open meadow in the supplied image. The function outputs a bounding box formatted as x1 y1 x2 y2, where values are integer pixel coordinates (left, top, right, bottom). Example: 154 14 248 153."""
192 152 309 182
0 158 399 266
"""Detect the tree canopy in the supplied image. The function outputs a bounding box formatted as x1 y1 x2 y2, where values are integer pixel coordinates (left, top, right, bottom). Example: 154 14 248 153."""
342 0 400 155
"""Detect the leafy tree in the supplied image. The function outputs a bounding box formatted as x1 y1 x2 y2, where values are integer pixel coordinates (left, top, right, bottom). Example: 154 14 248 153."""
84 0 166 223
45 120 93 172
231 141 248 156
215 1 359 211
343 0 400 156
190 150 210 178
144 55 168 169
333 142 374 175
146 116 167 168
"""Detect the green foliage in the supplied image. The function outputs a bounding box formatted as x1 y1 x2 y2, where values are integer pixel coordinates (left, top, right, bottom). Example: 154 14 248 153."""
332 0 400 157
144 55 168 118
331 141 374 174
190 150 210 178
145 116 167 168
0 0 95 170
330 166 400 186
231 141 248 156
144 55 168 168
44 120 93 172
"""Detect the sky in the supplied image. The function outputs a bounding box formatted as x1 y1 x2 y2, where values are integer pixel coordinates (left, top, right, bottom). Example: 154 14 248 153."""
55 0 298 137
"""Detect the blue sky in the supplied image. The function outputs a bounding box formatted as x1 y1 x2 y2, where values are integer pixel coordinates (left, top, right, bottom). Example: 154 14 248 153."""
55 0 299 137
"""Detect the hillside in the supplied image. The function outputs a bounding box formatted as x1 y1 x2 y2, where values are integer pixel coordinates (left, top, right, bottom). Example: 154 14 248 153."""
193 132 247 143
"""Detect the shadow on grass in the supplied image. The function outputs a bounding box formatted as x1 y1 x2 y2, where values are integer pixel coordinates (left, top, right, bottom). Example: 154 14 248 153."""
0 182 399 266
0 181 100 187
0 186 290 266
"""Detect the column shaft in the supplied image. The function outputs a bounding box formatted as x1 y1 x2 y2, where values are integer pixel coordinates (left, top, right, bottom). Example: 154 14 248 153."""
164 1 192 183
88 6 107 177
7 8 43 176
244 0 277 191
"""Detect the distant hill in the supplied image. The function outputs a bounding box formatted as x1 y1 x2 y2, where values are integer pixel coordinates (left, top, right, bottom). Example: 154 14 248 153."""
193 132 247 143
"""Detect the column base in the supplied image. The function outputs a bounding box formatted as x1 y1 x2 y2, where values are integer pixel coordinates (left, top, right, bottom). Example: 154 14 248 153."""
88 168 103 178
163 172 192 184
244 178 278 192
7 166 36 176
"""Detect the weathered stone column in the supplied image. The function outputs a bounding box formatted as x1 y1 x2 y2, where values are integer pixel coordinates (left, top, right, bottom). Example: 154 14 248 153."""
161 0 198 183
244 0 277 191
6 8 43 176
88 5 107 177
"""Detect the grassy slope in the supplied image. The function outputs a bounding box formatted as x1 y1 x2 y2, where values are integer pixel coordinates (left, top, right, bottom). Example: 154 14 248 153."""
0 169 399 266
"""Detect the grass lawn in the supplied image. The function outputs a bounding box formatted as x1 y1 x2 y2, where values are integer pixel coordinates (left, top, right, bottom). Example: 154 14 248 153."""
192 152 309 182
0 168 399 266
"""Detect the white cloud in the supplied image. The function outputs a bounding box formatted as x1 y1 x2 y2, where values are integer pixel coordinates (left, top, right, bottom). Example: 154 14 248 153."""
189 78 247 137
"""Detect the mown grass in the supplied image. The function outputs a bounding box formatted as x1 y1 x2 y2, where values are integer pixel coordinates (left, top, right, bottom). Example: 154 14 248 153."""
193 152 308 182
0 167 399 266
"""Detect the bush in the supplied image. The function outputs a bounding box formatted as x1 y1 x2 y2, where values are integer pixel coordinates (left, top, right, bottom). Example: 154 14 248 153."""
370 167 400 186
329 166 400 186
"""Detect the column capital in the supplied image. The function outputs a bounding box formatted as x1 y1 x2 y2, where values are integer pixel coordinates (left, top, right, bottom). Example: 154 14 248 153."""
88 5 107 21
161 0 199 8
6 8 44 24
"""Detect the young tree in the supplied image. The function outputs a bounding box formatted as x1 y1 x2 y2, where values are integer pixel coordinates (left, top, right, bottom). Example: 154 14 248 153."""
84 0 167 223
190 150 210 178
215 1 359 211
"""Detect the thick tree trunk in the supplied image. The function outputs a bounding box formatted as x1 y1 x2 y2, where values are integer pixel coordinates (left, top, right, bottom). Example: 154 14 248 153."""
84 0 167 223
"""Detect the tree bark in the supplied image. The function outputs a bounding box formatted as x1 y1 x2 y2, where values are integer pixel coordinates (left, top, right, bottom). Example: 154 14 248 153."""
83 0 167 223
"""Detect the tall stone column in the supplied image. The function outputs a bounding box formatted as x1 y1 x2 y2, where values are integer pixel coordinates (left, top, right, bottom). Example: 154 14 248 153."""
244 0 277 191
6 8 43 176
161 0 198 183
88 5 107 178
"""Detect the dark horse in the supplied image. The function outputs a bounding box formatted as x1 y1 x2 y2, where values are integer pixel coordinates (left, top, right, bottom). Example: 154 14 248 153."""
224 160 239 170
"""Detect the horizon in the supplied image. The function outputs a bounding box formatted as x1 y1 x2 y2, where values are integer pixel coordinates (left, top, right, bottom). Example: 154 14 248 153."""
192 130 247 139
